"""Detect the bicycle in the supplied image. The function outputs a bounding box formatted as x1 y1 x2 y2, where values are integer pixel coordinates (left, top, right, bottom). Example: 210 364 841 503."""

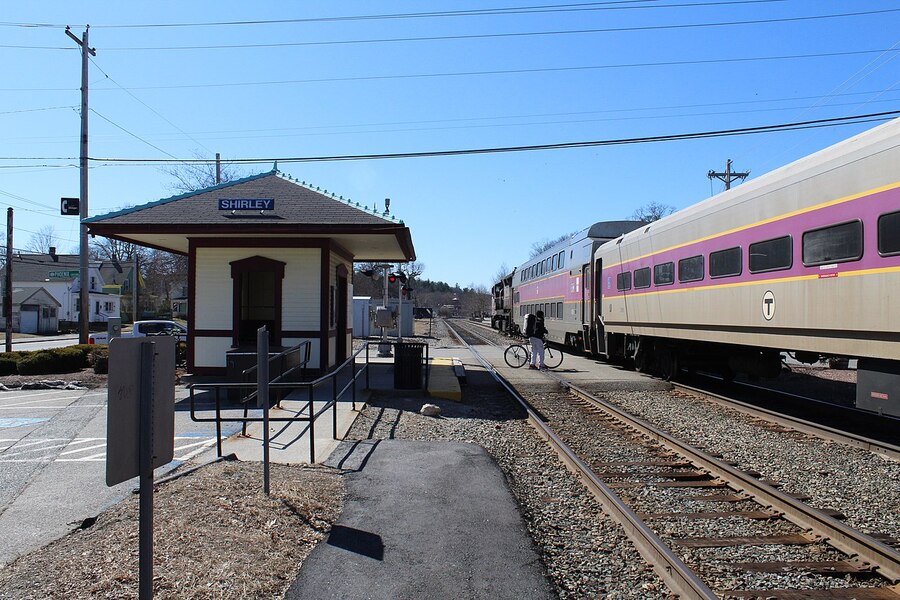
503 339 564 369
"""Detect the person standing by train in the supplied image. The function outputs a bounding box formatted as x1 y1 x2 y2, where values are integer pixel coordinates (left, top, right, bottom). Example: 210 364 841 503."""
525 310 548 369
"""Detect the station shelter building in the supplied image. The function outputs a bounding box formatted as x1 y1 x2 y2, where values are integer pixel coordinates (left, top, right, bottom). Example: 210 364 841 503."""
84 169 416 375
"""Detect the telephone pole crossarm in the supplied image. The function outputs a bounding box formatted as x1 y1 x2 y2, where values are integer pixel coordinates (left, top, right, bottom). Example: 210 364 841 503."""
707 159 749 191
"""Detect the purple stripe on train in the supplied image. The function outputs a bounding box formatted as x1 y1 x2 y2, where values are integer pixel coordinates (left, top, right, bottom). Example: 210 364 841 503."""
517 271 587 303
601 186 900 294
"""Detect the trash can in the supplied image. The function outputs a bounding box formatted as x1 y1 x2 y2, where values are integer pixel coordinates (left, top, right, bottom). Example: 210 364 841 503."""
394 342 425 389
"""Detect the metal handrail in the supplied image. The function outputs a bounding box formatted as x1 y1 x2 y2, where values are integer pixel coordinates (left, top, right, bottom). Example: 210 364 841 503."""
188 341 373 462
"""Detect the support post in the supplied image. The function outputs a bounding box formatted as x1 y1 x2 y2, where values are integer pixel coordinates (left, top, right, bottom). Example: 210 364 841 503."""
138 341 155 600
5 208 12 352
65 26 96 344
257 326 270 496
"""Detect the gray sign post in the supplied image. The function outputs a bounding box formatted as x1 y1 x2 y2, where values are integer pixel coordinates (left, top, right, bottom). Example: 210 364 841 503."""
106 337 176 599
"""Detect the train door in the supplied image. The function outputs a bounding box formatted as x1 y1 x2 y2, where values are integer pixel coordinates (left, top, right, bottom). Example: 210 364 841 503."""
593 258 605 355
581 263 591 352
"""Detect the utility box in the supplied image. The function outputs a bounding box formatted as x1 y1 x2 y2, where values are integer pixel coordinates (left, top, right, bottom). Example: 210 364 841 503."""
375 306 394 328
107 317 122 340
857 358 900 417
352 297 373 338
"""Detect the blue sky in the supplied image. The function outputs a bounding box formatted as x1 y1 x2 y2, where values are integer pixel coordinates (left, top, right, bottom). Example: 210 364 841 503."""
2 1 899 289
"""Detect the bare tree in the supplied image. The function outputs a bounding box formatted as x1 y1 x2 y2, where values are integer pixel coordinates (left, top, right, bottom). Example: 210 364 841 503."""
631 201 675 223
90 236 147 263
529 231 576 257
161 152 244 194
492 262 511 285
24 225 61 253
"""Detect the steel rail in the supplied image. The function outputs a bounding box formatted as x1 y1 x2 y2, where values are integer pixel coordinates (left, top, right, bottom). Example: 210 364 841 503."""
562 379 900 584
674 381 900 461
444 320 717 599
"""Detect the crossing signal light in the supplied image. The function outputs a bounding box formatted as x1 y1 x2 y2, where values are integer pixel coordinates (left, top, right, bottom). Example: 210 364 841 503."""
388 273 397 284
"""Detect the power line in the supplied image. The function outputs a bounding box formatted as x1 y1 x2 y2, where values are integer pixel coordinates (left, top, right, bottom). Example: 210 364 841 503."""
4 8 896 52
0 1 788 29
9 47 899 92
72 110 900 165
88 57 216 156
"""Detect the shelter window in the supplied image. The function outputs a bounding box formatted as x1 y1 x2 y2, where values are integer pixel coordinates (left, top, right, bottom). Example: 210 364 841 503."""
878 210 900 256
616 271 632 291
709 247 742 278
802 220 862 266
653 262 675 286
633 267 651 289
678 255 704 282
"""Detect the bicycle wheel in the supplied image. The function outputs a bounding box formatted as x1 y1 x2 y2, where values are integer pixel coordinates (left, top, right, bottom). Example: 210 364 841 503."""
543 346 564 369
504 344 528 368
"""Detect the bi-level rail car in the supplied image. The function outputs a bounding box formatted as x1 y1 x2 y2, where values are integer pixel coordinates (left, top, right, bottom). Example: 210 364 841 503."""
592 118 900 416
509 221 645 347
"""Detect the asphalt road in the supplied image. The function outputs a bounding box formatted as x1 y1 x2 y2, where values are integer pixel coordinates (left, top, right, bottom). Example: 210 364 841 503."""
0 384 240 566
5 334 81 351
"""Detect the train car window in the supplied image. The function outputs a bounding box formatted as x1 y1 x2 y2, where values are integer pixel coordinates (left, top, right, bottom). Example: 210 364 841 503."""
551 255 557 271
616 271 632 290
557 301 563 317
802 220 863 266
749 236 792 273
678 255 704 282
709 247 742 278
559 251 565 269
550 303 556 318
878 210 900 256
653 262 675 286
633 267 651 289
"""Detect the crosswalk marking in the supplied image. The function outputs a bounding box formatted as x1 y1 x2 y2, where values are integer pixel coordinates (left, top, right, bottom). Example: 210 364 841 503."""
0 436 218 463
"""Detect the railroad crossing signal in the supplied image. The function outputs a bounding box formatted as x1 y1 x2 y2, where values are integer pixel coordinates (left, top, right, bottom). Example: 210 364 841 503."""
60 197 80 216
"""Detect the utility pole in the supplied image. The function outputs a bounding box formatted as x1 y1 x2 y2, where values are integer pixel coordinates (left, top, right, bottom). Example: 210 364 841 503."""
66 25 96 344
5 208 12 353
215 152 221 184
707 159 749 191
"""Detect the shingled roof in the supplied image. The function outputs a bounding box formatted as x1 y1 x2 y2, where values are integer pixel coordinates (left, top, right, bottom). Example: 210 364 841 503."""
11 253 99 283
85 170 415 261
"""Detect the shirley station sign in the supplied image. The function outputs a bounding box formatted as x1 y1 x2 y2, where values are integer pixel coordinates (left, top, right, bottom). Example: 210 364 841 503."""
218 198 274 211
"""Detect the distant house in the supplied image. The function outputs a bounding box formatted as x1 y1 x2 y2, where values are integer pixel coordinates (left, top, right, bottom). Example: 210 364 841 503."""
0 287 61 334
9 249 121 326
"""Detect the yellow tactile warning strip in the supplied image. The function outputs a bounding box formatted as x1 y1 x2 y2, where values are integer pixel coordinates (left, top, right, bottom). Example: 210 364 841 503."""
428 357 462 402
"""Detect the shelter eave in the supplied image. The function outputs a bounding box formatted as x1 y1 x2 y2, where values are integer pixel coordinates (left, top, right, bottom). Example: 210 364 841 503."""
87 222 415 261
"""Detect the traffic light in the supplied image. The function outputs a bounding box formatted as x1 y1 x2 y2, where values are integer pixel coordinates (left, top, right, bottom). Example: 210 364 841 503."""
389 272 408 284
388 273 397 284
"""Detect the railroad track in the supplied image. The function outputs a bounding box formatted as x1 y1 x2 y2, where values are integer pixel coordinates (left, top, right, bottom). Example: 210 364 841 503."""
446 318 900 599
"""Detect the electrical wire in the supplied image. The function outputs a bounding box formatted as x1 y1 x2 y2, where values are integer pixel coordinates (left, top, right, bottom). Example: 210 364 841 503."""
76 110 900 165
5 8 896 52
0 1 789 29
9 47 899 93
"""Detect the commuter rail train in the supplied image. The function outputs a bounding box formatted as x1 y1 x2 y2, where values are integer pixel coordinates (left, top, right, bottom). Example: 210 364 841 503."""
494 118 900 417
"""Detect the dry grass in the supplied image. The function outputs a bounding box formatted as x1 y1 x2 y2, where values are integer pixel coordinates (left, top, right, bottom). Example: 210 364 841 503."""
0 461 344 599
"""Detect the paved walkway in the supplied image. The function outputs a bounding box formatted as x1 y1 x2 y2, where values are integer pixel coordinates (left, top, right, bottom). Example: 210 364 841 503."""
286 440 554 600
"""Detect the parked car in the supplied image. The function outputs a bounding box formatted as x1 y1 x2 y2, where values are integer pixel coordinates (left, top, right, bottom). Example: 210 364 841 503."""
88 320 187 345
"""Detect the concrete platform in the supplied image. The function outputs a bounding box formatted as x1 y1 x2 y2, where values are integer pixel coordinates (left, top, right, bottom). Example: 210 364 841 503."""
194 352 465 465
286 440 553 600
473 342 673 392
